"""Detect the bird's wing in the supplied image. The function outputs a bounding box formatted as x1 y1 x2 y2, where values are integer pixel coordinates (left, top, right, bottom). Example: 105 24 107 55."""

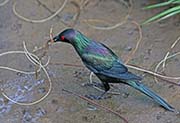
82 53 116 71
82 52 128 74
82 53 141 80
100 61 142 80
82 43 141 80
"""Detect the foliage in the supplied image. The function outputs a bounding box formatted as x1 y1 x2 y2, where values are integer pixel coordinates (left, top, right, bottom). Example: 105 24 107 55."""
142 0 180 25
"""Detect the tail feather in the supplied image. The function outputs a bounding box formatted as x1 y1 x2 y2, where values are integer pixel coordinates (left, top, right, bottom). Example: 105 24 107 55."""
126 80 175 112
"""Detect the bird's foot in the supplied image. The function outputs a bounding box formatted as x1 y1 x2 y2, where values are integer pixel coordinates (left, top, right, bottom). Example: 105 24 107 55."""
85 94 111 100
81 81 104 88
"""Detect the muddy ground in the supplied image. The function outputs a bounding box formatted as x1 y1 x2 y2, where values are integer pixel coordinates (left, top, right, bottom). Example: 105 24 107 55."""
0 0 180 123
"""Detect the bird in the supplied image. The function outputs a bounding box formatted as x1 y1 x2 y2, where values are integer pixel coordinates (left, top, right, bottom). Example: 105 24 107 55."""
51 28 175 112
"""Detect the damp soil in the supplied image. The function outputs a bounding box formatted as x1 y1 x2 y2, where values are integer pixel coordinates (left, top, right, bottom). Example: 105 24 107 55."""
0 0 180 123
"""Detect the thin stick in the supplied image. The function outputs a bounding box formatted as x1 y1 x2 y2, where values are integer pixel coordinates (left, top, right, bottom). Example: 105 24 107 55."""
62 89 128 123
64 1 81 27
49 61 180 95
50 60 180 81
13 0 68 23
126 52 180 80
162 36 180 70
50 26 54 42
0 43 52 106
154 36 180 84
125 21 143 64
83 17 127 30
83 0 132 30
33 27 54 54
79 0 89 10
126 64 180 86
0 51 42 74
154 51 180 83
0 66 38 75
0 0 9 6
49 62 83 67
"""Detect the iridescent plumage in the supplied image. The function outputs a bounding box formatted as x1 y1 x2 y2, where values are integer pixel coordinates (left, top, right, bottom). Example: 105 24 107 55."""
53 28 176 112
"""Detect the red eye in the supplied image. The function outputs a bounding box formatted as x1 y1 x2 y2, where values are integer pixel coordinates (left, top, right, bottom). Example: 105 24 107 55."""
61 36 65 41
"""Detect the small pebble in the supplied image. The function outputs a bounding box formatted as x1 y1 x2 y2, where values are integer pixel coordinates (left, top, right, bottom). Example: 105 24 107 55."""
124 46 132 51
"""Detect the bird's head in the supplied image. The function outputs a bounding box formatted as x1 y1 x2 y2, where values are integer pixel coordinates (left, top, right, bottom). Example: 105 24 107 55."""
52 28 76 44
50 28 90 51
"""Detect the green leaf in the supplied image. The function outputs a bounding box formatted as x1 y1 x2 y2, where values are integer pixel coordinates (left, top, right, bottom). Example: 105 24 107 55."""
142 6 180 25
172 0 180 4
158 9 180 21
143 0 176 9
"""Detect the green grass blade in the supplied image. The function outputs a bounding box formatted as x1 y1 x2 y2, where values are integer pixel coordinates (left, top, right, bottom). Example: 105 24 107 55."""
172 0 180 4
142 6 180 25
143 0 176 9
158 9 180 21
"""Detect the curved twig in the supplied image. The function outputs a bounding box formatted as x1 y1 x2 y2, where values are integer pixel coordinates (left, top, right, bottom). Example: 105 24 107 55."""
83 0 132 30
0 42 52 106
125 21 143 64
13 0 68 23
0 0 9 6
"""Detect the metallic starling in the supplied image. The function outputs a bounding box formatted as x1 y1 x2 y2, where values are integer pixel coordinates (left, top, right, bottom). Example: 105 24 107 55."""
52 28 175 112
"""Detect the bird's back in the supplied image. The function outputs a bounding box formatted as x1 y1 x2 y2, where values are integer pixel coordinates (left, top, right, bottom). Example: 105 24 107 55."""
79 41 141 81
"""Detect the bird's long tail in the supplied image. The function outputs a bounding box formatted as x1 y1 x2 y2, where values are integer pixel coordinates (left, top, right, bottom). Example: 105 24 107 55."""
126 80 176 112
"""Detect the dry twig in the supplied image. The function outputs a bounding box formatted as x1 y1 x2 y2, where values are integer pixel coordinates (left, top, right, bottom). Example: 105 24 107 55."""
125 21 142 64
83 0 132 30
0 42 52 106
62 89 128 123
0 0 9 6
154 36 180 83
13 0 68 23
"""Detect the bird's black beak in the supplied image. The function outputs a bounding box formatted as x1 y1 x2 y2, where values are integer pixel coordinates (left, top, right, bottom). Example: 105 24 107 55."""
47 36 59 44
52 36 59 42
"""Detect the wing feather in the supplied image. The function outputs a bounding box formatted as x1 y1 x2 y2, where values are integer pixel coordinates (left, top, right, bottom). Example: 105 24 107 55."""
81 42 141 80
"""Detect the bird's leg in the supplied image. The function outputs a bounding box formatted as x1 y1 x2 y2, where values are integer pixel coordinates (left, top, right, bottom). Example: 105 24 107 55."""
97 82 110 99
85 82 111 100
82 72 104 88
81 81 104 88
